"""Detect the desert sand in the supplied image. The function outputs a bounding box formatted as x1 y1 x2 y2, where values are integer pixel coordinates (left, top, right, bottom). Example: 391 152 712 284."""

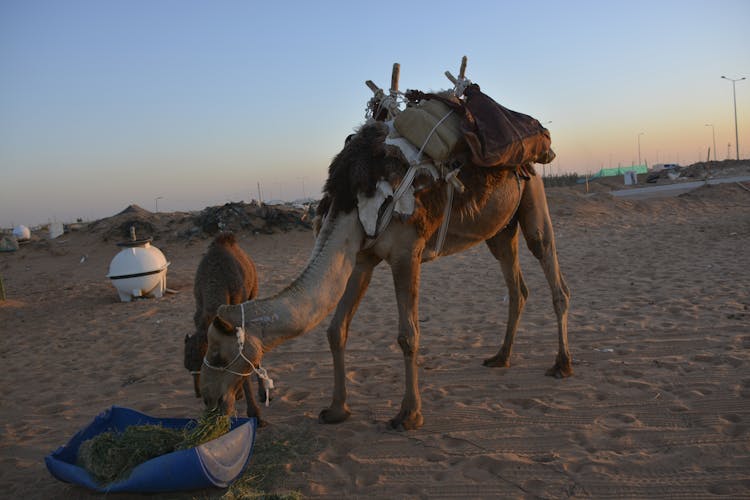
1 169 749 499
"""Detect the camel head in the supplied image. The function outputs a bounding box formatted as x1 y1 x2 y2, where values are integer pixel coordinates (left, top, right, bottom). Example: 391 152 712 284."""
200 309 264 415
183 331 206 397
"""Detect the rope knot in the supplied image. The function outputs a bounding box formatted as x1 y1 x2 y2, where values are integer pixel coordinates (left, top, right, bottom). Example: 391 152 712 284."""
235 326 245 350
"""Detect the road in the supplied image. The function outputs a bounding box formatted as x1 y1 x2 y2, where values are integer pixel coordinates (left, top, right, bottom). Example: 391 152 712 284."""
610 175 750 200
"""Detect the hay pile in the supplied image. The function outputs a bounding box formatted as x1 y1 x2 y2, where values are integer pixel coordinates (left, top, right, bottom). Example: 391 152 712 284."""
77 425 183 484
180 406 231 448
77 408 231 485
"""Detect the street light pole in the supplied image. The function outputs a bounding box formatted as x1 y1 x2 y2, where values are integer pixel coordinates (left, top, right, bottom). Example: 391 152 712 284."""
637 132 645 167
154 196 163 213
721 76 746 160
705 124 717 161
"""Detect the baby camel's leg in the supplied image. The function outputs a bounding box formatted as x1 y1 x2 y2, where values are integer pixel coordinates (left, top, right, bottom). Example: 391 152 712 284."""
319 254 381 424
483 220 529 368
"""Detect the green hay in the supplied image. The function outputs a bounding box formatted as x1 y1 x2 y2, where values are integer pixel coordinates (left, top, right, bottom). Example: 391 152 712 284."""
77 408 232 486
77 424 183 484
178 406 231 449
77 410 318 495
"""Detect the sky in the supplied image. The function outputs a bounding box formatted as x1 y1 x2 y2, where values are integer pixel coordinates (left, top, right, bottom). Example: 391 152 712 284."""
1 0 748 228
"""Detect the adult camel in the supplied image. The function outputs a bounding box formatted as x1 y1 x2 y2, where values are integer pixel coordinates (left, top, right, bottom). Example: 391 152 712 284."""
199 119 571 430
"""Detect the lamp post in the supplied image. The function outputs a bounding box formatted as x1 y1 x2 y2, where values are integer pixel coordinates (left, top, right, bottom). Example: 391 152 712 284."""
704 124 717 161
154 196 163 213
637 132 645 167
721 76 746 160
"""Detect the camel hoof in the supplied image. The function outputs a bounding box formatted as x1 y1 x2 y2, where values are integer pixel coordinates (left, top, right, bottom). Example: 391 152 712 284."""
256 418 270 428
388 410 424 431
483 354 510 368
545 362 573 378
318 406 351 424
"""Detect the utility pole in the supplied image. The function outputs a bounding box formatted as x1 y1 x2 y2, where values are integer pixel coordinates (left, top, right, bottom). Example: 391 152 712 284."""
705 124 717 161
721 76 746 160
637 132 645 167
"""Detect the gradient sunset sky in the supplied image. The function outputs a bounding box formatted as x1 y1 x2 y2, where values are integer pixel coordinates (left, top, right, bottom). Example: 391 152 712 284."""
1 0 748 227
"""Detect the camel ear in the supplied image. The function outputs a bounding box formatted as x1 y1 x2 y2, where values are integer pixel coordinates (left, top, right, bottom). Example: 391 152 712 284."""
212 315 235 334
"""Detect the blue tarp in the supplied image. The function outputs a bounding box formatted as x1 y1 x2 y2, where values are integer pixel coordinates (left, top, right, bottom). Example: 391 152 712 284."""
45 406 257 493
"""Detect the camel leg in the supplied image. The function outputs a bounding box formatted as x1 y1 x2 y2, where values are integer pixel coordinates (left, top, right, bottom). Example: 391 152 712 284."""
388 245 425 431
518 175 573 378
255 373 268 405
319 254 381 424
241 377 268 426
483 220 529 368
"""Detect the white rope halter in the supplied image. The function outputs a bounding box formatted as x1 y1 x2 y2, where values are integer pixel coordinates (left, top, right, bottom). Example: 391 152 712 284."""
202 303 274 406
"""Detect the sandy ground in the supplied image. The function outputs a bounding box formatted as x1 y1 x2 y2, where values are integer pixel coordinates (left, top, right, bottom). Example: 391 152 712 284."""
1 175 749 499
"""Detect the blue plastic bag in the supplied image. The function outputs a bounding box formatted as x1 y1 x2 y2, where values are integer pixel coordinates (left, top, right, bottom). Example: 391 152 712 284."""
45 406 257 493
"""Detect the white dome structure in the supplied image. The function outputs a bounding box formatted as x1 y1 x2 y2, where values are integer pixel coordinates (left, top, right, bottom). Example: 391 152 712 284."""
107 228 170 302
13 225 31 241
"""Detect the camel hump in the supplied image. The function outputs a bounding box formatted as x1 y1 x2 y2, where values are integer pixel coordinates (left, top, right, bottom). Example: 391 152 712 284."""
213 232 237 247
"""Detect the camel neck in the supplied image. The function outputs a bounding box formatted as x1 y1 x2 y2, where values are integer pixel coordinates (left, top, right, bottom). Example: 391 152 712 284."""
227 211 363 351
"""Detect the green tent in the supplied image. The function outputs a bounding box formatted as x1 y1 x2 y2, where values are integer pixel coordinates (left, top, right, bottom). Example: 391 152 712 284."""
596 165 648 177
576 165 649 184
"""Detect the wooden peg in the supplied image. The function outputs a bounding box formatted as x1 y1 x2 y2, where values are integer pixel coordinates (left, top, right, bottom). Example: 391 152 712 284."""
366 80 381 93
390 63 400 97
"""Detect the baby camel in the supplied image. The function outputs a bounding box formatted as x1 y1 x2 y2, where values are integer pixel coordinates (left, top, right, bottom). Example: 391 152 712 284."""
183 232 265 418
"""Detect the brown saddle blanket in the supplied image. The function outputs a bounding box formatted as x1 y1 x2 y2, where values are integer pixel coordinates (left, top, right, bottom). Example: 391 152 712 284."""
406 84 554 168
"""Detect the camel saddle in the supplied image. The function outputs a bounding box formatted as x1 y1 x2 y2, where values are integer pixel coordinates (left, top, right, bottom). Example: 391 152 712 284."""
393 94 466 162
402 84 555 169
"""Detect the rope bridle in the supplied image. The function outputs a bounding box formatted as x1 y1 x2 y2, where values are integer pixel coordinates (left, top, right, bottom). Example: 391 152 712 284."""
202 303 274 406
